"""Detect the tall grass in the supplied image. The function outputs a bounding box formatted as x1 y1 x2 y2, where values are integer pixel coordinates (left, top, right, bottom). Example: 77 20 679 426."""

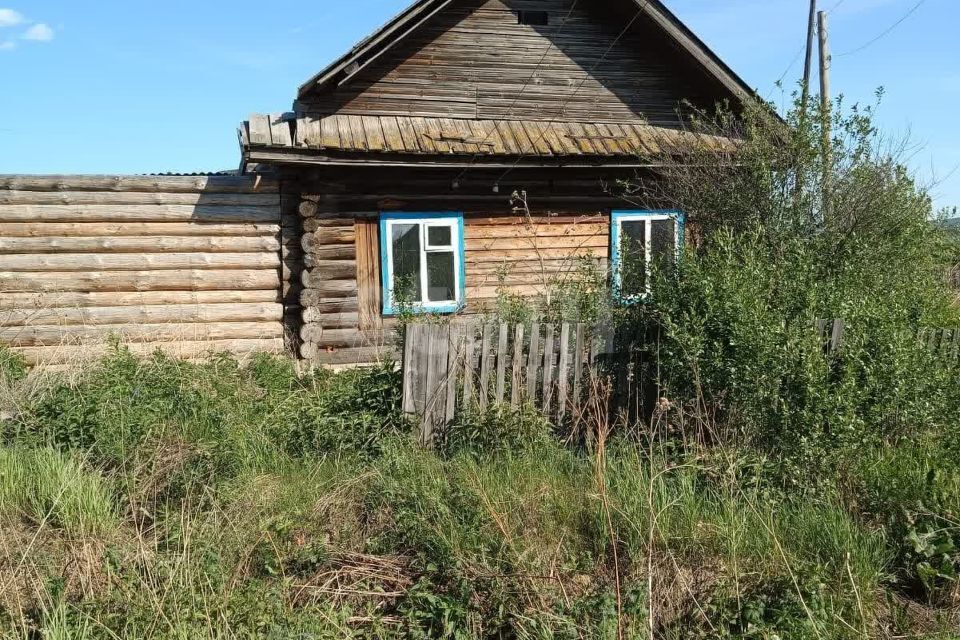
0 446 118 537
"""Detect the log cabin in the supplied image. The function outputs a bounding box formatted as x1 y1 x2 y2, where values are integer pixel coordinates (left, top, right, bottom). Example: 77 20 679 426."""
239 0 757 366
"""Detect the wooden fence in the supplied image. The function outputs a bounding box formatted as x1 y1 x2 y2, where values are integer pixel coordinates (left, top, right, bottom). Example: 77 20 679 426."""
0 175 298 365
402 321 651 443
401 318 960 441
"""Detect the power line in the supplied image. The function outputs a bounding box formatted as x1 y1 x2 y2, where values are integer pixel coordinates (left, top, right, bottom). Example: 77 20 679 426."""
836 0 927 57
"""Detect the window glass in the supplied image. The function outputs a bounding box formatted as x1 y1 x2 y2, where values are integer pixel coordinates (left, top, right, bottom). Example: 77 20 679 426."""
651 218 677 268
392 223 422 301
426 251 456 302
427 225 452 247
620 220 647 298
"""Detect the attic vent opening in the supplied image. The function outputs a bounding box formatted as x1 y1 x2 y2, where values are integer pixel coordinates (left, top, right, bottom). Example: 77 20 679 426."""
517 10 549 26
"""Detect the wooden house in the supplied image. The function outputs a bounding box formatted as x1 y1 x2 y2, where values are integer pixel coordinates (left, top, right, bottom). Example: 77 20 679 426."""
239 0 757 366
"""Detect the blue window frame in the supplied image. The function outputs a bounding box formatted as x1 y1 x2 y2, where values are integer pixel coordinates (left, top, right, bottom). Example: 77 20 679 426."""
380 212 466 315
610 210 684 299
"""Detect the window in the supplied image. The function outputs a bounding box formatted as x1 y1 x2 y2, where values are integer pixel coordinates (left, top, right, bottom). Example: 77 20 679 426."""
517 10 549 26
611 210 684 299
380 212 465 315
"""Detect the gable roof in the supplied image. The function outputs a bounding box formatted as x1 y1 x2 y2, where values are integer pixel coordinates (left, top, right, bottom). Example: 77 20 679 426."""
297 0 756 105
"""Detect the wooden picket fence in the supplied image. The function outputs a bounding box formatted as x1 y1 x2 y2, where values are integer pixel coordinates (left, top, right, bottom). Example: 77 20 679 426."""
402 317 960 442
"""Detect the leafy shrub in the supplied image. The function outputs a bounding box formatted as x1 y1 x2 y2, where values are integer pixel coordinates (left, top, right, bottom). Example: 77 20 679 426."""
439 404 554 458
0 346 27 384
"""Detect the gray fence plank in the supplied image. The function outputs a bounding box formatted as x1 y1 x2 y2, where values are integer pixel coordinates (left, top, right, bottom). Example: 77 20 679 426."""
557 323 571 421
573 323 585 404
526 322 541 402
511 324 525 407
495 322 509 404
479 324 494 409
445 324 463 424
463 325 477 409
542 324 556 414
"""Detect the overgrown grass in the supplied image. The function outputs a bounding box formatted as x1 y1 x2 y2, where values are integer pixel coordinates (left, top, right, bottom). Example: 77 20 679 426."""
0 348 956 638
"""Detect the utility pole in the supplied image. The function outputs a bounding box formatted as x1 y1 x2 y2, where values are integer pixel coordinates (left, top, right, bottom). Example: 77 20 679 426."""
818 10 833 221
800 0 817 124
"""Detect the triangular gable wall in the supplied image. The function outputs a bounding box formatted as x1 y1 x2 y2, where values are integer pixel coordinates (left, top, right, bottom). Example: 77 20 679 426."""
296 0 748 128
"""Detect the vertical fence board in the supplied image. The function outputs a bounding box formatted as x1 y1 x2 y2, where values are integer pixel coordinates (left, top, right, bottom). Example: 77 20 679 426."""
495 323 509 404
463 325 476 408
542 324 556 414
573 323 585 405
557 323 571 421
445 324 463 424
478 324 494 409
511 324 525 407
526 322 541 402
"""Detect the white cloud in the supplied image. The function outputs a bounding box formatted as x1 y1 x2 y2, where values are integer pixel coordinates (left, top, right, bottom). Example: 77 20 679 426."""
22 22 53 41
0 40 15 51
0 8 23 27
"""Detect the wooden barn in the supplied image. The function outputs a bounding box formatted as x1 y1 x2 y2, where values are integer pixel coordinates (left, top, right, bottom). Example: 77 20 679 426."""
240 0 755 366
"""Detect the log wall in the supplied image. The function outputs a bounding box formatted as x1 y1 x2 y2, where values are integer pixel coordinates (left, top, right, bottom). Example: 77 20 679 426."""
294 166 633 367
0 175 294 366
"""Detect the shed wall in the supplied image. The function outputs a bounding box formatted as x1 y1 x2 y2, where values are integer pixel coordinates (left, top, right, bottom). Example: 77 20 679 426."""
0 175 294 366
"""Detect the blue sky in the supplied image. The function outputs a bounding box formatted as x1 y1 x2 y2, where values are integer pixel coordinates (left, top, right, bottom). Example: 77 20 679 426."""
1 0 957 211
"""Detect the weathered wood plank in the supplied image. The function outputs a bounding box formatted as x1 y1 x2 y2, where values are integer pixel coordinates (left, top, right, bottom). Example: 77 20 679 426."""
16 338 286 366
0 269 281 293
0 175 278 194
1 303 282 327
0 236 281 255
478 323 494 409
495 322 509 404
0 205 278 223
542 324 556 414
0 252 280 272
0 290 280 311
0 321 284 347
511 324 524 407
0 222 280 238
463 324 477 408
557 323 571 420
526 322 540 401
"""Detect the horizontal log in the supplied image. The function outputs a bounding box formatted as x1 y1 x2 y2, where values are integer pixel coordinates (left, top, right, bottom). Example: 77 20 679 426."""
2 303 282 327
0 205 278 223
0 236 281 254
301 229 356 251
1 222 280 238
300 310 360 328
0 175 278 194
301 344 396 366
302 219 355 235
0 190 280 206
299 292 359 312
298 277 357 296
300 325 392 349
0 252 281 272
464 223 608 239
0 269 281 292
467 284 549 299
0 290 281 310
466 236 608 251
309 244 357 261
0 321 284 347
304 260 357 279
466 247 608 261
300 260 357 282
16 339 287 366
